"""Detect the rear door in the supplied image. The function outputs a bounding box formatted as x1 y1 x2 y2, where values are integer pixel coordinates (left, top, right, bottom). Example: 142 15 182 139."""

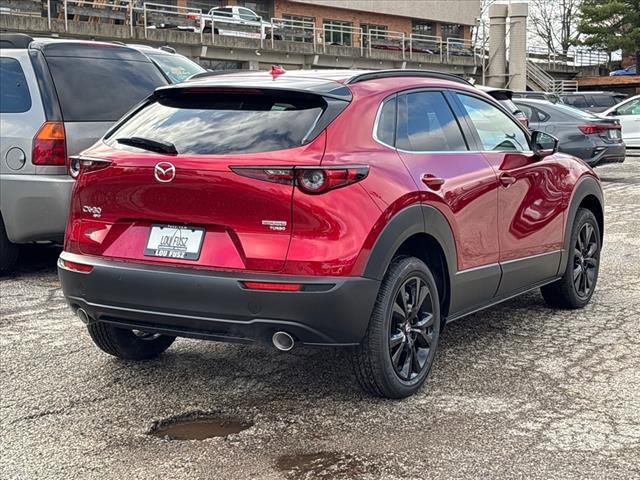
72 87 333 272
42 44 167 158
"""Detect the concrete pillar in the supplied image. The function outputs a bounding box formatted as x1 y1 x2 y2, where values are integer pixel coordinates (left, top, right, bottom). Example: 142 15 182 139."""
488 3 508 88
508 2 528 91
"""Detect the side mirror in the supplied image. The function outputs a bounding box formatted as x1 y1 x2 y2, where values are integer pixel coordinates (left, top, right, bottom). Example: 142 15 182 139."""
531 130 558 159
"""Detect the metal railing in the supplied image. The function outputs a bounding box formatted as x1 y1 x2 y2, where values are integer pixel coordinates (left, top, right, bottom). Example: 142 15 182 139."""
445 37 477 65
141 2 203 42
62 0 133 36
408 33 443 62
526 59 556 91
321 24 364 55
270 17 316 49
527 46 609 68
366 29 406 60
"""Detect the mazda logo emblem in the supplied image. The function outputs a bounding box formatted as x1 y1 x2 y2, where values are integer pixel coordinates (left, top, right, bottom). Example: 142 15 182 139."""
154 162 176 183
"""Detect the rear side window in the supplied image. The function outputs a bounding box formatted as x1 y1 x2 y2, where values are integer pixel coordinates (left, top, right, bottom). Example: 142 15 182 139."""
0 58 31 113
46 57 166 122
562 95 587 108
396 91 467 152
107 90 326 155
375 96 396 146
587 95 616 107
456 94 529 151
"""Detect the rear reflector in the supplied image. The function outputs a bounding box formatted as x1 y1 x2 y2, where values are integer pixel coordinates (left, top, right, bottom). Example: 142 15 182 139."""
32 122 66 166
61 259 93 273
241 281 302 291
578 124 620 135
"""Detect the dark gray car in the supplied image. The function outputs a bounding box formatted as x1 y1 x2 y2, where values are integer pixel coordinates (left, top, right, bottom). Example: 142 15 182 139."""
514 99 626 166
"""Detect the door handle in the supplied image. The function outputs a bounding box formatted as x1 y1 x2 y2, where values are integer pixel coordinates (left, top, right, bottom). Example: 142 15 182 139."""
421 174 445 190
499 173 517 187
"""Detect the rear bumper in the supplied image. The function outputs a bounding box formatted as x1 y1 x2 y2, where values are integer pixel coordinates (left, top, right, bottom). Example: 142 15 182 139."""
58 252 380 346
585 143 626 166
0 174 73 243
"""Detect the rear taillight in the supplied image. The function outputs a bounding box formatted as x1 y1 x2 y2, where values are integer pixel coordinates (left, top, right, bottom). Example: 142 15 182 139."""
69 155 113 178
578 124 620 135
231 166 369 194
32 122 66 166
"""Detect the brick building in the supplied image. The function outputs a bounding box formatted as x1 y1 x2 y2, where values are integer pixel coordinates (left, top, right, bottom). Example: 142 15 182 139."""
184 0 479 43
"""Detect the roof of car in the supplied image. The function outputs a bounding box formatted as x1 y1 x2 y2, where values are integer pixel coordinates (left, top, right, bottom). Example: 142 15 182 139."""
0 33 152 61
560 91 624 96
172 68 475 101
513 98 552 103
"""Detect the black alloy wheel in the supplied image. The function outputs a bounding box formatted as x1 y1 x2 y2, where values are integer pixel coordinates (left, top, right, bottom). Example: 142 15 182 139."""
389 276 435 381
541 208 601 309
573 222 598 298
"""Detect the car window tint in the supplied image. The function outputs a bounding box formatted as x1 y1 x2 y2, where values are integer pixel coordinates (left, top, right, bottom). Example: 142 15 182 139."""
376 96 396 146
457 94 529 151
239 8 257 20
534 106 550 122
588 95 616 107
617 98 640 116
563 95 588 108
106 91 325 155
0 57 31 113
46 57 166 122
517 103 535 121
552 103 600 120
147 53 205 84
396 91 467 152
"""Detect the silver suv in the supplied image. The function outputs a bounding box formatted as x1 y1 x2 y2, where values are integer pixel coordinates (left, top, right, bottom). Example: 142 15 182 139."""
0 34 168 273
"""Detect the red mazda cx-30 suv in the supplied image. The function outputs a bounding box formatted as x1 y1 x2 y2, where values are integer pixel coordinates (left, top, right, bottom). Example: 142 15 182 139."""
59 69 604 398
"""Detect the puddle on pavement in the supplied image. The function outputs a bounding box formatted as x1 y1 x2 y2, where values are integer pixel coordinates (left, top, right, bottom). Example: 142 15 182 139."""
149 414 252 440
276 452 373 479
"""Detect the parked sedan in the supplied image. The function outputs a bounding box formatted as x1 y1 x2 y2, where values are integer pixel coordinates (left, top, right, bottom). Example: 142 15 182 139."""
599 95 640 149
514 98 626 166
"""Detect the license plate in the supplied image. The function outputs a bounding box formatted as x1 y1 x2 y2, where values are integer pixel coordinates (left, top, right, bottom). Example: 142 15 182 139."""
144 224 205 260
609 129 621 139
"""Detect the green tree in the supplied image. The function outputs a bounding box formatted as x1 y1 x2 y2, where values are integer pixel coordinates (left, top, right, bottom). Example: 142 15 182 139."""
577 0 640 67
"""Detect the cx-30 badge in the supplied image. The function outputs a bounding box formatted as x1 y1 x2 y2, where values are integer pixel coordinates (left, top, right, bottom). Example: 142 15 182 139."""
154 162 176 183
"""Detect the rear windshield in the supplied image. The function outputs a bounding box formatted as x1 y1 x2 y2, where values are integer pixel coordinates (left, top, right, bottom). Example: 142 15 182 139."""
551 103 601 120
106 90 326 155
46 57 166 122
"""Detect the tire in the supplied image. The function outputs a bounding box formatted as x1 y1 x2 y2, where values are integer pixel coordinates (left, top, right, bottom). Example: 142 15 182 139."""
0 216 19 276
541 208 601 309
87 322 175 361
352 256 441 399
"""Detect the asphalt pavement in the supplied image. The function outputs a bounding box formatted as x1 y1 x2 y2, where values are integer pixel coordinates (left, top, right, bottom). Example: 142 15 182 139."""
1 154 639 480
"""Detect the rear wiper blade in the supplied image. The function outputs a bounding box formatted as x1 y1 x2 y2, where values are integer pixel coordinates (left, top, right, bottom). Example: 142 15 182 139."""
116 136 177 155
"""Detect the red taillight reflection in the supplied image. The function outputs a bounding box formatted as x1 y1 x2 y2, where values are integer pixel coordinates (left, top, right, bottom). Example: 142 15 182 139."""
578 124 620 135
62 259 93 273
242 281 302 291
32 122 66 166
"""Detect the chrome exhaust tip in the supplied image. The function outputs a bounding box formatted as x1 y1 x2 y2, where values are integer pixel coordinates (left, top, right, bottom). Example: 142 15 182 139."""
76 308 91 325
272 331 295 352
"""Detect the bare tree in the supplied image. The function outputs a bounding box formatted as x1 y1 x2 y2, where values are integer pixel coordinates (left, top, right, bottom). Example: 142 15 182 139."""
529 0 581 53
